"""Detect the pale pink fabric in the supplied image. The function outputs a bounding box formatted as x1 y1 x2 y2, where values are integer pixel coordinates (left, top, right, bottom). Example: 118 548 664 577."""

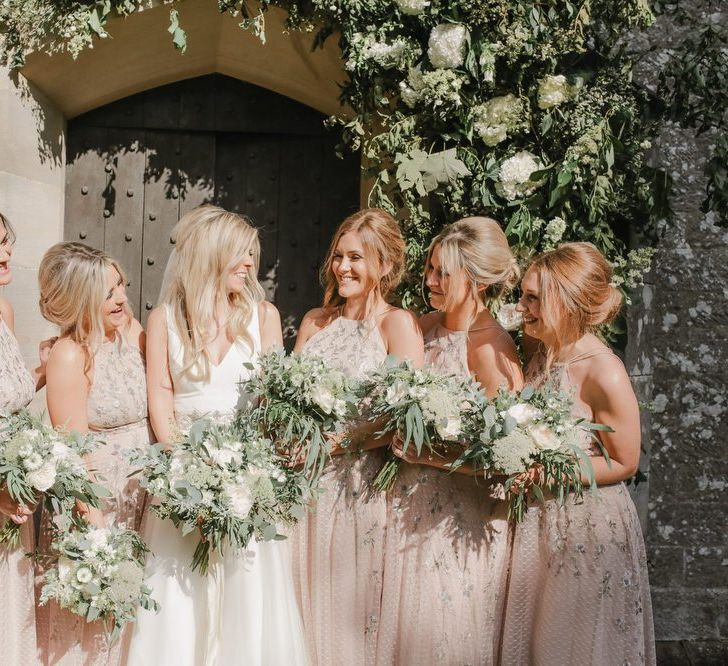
289 316 388 666
498 350 656 666
0 317 38 664
36 339 153 666
376 322 511 665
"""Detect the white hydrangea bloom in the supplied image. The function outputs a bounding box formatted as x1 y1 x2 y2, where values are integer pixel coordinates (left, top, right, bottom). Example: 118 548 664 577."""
537 74 572 110
428 24 468 69
497 151 545 200
543 216 567 249
472 94 524 146
395 0 429 15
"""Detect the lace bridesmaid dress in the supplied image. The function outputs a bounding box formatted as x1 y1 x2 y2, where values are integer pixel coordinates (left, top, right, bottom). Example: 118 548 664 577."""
376 320 511 665
36 338 152 666
0 316 38 665
289 315 389 666
498 350 656 666
129 304 307 666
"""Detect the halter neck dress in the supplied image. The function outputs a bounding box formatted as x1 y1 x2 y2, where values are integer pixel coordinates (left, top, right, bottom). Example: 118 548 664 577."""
376 317 512 665
498 348 656 665
289 314 389 666
0 316 37 665
36 335 152 666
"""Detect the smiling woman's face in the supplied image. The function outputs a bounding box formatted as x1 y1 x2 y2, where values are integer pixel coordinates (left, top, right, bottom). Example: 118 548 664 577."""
101 265 128 332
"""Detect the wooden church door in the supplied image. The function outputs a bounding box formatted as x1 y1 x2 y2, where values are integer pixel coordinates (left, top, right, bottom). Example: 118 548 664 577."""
64 74 360 340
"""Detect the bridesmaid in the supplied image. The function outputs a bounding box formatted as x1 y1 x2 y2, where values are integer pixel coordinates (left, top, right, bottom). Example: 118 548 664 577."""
291 208 424 666
500 242 655 665
36 242 153 666
376 217 523 665
0 212 48 665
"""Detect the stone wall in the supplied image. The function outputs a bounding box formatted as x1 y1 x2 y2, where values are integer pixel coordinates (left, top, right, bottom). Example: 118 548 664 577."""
627 6 728 663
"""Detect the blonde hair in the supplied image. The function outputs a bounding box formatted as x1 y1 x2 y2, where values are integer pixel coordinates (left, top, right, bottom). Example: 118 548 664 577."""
164 204 264 381
528 241 623 366
425 216 520 315
0 212 16 245
38 242 132 364
321 208 406 313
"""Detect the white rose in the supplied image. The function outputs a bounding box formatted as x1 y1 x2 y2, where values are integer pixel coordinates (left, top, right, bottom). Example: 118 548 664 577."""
223 480 254 520
385 380 410 404
428 24 468 69
497 304 523 331
57 557 74 583
51 440 72 461
27 461 57 491
310 384 336 414
207 445 240 468
506 403 543 425
436 416 462 442
76 566 93 584
529 424 561 450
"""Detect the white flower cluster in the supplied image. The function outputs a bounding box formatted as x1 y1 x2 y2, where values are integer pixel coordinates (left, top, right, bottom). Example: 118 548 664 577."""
497 151 546 200
428 24 468 69
369 362 479 449
543 216 567 249
1 427 85 492
610 247 655 290
496 303 523 331
537 74 575 110
472 94 525 147
395 0 430 15
39 525 155 635
400 66 465 112
131 416 310 572
347 32 421 72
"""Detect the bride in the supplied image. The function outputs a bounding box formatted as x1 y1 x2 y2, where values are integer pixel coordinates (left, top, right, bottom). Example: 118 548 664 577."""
128 205 308 665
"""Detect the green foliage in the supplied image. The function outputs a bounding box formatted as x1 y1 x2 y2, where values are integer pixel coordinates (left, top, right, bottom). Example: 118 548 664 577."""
654 1 728 224
0 0 672 307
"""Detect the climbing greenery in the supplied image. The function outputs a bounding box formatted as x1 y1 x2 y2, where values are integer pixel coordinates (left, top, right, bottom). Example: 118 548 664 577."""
1 0 674 309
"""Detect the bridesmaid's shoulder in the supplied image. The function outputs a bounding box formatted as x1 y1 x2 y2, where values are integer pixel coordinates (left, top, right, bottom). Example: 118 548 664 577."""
47 337 86 372
583 346 629 391
146 305 168 331
380 307 421 337
299 306 336 332
0 296 13 325
126 317 145 350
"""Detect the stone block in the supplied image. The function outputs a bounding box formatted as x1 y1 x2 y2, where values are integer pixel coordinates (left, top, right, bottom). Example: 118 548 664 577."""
684 547 728 589
646 501 727 547
683 640 728 665
655 640 689 665
652 589 728 641
648 545 685 587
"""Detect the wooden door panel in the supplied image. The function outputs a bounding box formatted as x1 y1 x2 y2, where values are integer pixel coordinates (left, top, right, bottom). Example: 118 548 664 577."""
65 127 109 250
104 129 145 317
276 136 324 341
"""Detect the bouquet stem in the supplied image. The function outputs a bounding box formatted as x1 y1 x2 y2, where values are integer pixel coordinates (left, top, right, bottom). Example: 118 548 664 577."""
373 457 402 492
0 520 21 547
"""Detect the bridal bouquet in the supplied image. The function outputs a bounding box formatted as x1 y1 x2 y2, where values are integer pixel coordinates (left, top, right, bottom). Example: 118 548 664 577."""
39 523 158 641
129 415 310 574
362 359 481 490
242 350 359 479
457 383 610 522
0 411 108 546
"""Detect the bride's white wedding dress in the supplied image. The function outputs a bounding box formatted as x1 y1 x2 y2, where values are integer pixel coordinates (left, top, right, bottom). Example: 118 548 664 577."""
128 304 308 666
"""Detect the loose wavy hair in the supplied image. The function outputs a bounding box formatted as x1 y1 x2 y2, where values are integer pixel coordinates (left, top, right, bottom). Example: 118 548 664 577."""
163 205 265 382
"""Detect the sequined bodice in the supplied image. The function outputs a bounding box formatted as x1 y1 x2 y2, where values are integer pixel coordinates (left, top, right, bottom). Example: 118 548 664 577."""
525 350 615 455
87 340 148 430
0 318 34 416
302 316 387 381
423 323 470 379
